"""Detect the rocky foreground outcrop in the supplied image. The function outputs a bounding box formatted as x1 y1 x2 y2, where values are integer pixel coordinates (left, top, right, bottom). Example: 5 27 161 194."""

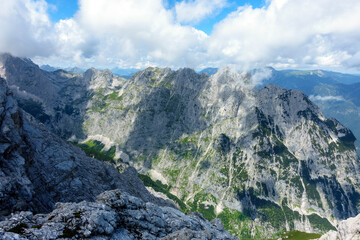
319 214 360 240
0 189 238 239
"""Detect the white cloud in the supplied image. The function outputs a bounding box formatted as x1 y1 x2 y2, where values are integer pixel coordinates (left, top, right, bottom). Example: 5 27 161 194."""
207 0 360 71
0 0 53 57
41 0 208 68
309 95 345 101
2 0 360 72
175 0 227 24
251 67 272 86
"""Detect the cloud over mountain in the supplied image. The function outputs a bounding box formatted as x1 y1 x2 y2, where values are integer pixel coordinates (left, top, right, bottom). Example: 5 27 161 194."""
208 0 360 70
309 95 345 102
1 0 360 72
0 0 54 57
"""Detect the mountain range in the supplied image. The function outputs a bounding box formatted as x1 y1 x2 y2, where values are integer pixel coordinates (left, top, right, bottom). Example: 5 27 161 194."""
260 68 360 152
1 53 360 239
0 65 237 239
202 67 360 153
40 64 140 79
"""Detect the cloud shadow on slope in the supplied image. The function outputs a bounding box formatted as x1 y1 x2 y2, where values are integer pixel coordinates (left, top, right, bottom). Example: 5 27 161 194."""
123 68 208 168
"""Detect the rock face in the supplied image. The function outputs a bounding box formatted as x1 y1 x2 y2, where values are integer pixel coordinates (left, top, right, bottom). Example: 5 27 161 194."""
0 53 127 140
0 76 173 217
261 68 360 153
319 213 360 240
1 54 360 238
79 67 360 238
0 189 238 240
0 73 237 239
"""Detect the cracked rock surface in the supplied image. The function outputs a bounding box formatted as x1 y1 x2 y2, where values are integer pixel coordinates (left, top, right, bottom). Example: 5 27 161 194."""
0 189 238 240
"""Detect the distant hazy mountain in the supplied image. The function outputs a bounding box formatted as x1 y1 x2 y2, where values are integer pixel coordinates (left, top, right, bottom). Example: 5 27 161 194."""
64 66 85 74
111 67 140 78
40 64 58 72
40 64 85 74
262 68 360 93
261 68 360 151
199 67 218 75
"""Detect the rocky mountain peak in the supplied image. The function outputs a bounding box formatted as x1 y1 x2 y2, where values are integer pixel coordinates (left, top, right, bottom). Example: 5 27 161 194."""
176 67 198 79
258 83 324 124
130 67 170 85
211 67 238 85
83 67 97 77
0 53 35 69
83 67 121 90
0 53 59 107
0 53 41 81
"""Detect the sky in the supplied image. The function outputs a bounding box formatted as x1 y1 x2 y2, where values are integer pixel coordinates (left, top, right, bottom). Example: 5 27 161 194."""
1 0 360 73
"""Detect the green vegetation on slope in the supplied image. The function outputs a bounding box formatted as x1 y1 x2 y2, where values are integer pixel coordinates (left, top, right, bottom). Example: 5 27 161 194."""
89 89 125 112
73 139 116 164
138 174 187 211
187 192 217 221
274 230 322 240
139 172 227 229
308 214 336 232
218 208 255 239
103 91 124 101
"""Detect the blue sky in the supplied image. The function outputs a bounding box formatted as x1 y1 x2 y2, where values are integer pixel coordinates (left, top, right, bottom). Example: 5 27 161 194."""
46 0 79 22
1 0 360 73
194 0 266 34
46 0 266 35
165 0 267 34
